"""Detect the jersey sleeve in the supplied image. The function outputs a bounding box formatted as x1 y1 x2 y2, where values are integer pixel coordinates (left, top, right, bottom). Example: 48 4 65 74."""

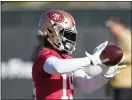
40 51 53 63
36 48 58 74
38 48 59 67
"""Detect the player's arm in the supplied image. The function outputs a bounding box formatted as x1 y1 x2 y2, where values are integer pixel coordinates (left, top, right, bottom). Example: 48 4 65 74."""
73 61 126 94
43 41 108 75
43 56 92 75
73 67 109 94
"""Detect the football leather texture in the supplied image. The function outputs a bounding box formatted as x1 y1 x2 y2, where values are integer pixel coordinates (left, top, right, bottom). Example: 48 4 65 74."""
100 45 123 66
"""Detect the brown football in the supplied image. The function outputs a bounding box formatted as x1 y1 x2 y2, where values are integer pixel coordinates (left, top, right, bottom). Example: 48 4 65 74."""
100 45 123 66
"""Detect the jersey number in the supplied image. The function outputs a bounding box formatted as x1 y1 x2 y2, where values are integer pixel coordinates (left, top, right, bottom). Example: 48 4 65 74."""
61 73 73 99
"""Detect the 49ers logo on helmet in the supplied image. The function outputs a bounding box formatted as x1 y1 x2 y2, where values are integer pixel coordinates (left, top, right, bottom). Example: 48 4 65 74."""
49 12 64 22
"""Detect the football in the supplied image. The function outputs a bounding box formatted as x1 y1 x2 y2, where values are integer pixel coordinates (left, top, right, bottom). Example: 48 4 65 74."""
100 45 123 66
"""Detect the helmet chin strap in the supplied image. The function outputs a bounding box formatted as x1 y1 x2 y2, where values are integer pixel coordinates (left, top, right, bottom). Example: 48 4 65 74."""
47 37 65 51
58 43 64 50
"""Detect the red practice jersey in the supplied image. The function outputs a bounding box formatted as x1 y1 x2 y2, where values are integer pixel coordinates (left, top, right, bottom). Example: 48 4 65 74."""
32 48 74 100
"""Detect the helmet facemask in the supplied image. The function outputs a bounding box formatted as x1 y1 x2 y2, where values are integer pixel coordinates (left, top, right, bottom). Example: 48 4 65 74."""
53 25 77 54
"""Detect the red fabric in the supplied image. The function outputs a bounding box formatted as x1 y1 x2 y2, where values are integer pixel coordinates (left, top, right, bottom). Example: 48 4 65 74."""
32 48 73 100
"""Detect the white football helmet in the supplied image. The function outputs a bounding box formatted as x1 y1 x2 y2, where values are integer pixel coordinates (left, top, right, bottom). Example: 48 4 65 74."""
38 9 77 54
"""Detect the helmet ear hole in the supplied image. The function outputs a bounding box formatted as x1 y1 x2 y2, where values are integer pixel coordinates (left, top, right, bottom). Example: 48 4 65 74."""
47 28 53 33
46 28 54 38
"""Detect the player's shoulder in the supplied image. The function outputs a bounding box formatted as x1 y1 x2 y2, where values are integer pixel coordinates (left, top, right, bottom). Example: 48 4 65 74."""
39 47 59 57
37 47 72 59
33 47 60 63
40 48 52 54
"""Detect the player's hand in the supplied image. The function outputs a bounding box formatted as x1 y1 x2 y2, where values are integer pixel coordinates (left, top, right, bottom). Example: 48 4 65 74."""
85 41 108 65
101 56 126 78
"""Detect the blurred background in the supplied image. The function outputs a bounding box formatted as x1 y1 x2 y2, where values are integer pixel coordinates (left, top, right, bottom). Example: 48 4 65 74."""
1 1 131 99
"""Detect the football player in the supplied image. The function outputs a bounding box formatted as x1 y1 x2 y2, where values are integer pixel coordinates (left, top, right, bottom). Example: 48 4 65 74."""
32 10 126 100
